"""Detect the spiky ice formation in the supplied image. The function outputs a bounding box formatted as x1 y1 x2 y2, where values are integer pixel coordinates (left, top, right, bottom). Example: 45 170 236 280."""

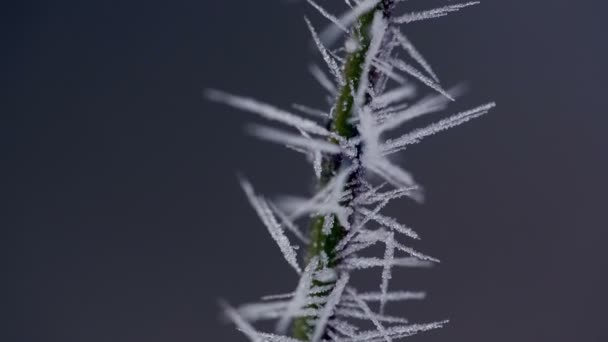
208 1 494 341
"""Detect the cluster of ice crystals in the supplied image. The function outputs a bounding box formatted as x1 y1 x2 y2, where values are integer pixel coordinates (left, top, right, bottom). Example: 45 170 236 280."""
208 1 493 341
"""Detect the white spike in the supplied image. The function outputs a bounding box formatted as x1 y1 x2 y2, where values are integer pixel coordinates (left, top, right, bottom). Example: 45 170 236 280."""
240 179 302 273
346 288 392 342
338 321 449 341
394 2 480 24
393 29 440 83
365 158 417 188
309 64 337 94
355 13 387 109
329 319 359 337
305 17 345 87
249 125 341 155
343 257 433 269
261 284 334 301
206 90 330 136
292 103 332 119
380 232 395 313
389 59 454 100
306 0 349 33
221 301 261 342
383 102 496 154
347 291 426 302
320 0 382 46
276 257 319 334
256 333 306 342
377 89 461 133
336 308 408 324
357 209 420 239
371 84 416 109
268 201 310 244
311 273 350 342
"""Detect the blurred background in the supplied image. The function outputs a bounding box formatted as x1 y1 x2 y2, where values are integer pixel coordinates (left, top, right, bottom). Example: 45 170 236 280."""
2 0 607 341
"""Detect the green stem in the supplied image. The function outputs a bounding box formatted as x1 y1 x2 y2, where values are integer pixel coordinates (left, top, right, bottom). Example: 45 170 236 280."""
292 2 394 339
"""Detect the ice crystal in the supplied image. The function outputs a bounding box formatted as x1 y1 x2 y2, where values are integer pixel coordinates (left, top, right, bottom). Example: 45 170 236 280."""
208 0 493 341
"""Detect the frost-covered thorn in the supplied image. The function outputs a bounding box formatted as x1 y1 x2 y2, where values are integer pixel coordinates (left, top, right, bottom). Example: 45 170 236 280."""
305 17 345 87
239 178 302 274
393 2 481 24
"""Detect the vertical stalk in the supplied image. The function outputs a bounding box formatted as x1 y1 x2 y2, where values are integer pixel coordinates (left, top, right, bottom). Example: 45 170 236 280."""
293 1 394 340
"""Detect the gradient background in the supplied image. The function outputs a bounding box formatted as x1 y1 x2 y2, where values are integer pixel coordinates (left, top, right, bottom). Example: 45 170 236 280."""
3 1 607 341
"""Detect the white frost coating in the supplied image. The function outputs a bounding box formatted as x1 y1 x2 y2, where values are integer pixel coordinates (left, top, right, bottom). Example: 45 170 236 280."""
343 257 433 269
336 308 408 324
276 257 319 334
221 301 261 342
380 232 395 313
393 29 440 83
309 64 337 94
335 197 390 253
305 17 345 87
371 60 407 85
393 2 480 24
206 90 330 137
371 84 416 109
357 186 419 205
320 0 381 46
378 90 459 133
311 273 350 342
282 166 355 229
354 229 439 262
256 333 306 342
268 201 310 244
366 158 417 188
346 288 392 342
389 59 454 100
306 0 349 33
358 105 419 188
358 209 419 239
322 214 336 235
345 38 359 53
336 241 376 260
383 102 496 154
336 321 449 342
240 179 302 274
315 267 338 283
213 1 494 340
347 291 426 302
261 284 334 301
394 241 440 263
355 181 387 204
292 103 332 119
313 150 323 179
355 13 387 109
330 319 359 337
249 125 341 155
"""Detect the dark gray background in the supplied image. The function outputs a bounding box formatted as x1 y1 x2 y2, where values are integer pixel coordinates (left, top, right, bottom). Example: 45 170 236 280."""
2 1 607 341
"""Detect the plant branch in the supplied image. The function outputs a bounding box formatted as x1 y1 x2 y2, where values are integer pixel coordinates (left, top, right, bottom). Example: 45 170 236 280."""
293 1 395 340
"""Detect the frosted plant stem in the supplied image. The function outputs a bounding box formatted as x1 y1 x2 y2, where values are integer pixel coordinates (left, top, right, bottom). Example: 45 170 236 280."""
209 0 493 340
292 1 395 340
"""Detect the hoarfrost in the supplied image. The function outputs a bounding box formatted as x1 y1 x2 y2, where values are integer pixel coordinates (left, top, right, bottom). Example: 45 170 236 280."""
240 179 302 274
276 257 319 333
394 2 481 24
206 90 330 136
305 17 345 87
311 273 350 342
212 0 494 340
